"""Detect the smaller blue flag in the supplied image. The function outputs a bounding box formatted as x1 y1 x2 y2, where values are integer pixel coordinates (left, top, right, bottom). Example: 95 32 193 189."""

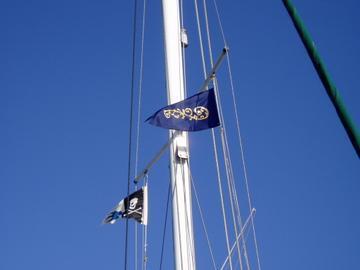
146 88 220 131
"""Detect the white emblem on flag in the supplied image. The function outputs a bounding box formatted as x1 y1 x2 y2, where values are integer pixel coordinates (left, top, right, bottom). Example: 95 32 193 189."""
129 198 138 210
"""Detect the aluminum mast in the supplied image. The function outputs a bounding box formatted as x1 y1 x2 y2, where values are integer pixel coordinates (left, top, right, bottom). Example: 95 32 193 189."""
161 0 196 269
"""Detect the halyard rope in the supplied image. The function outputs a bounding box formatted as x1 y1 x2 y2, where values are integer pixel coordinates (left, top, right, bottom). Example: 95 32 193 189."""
124 0 139 268
212 0 262 268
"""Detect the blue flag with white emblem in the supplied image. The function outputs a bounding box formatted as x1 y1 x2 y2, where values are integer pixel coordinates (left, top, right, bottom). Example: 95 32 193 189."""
146 88 220 131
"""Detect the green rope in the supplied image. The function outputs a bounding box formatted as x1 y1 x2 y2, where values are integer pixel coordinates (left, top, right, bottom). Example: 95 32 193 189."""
283 0 360 158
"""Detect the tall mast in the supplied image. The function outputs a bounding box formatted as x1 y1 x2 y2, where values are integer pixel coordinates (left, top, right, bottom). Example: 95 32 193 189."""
161 1 196 270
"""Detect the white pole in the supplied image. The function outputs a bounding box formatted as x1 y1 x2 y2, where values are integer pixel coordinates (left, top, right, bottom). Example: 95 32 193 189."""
161 1 196 270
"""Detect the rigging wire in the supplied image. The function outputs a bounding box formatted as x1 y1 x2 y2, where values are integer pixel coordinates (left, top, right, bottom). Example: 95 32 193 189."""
124 0 139 268
212 1 262 269
134 0 147 204
180 158 196 269
220 209 255 270
212 127 234 270
224 131 251 270
125 0 262 269
203 0 261 269
193 0 208 76
171 140 185 270
193 0 234 268
179 5 193 266
226 54 262 270
221 123 246 270
211 0 227 46
162 0 193 269
216 88 250 270
159 181 172 270
189 172 217 270
172 2 196 269
212 78 247 269
200 0 238 268
133 0 148 269
169 139 184 269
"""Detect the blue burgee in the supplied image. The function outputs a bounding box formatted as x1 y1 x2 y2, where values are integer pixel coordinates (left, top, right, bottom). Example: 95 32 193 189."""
146 88 220 131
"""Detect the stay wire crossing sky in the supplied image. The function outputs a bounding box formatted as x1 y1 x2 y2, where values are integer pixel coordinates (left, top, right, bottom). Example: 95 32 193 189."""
1 1 359 270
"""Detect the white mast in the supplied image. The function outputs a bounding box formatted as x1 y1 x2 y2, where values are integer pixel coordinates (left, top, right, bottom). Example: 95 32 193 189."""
161 1 196 270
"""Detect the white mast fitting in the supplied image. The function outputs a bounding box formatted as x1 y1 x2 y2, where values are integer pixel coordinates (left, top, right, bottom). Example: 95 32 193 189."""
161 0 196 270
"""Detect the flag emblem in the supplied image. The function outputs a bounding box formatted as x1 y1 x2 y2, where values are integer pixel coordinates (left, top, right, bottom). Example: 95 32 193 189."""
146 88 220 131
103 185 148 225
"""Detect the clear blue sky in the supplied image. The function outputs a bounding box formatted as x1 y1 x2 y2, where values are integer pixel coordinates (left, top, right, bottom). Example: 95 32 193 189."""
1 0 359 269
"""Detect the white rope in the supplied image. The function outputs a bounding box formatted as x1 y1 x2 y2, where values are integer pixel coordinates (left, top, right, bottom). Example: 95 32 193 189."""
193 0 235 268
179 157 196 270
221 116 244 267
220 209 256 270
226 136 251 270
179 4 197 268
202 0 213 66
172 140 185 270
214 79 245 270
134 0 147 268
222 128 245 270
193 0 234 268
189 172 217 270
193 0 208 77
211 128 233 270
202 0 244 268
213 81 246 269
179 3 195 264
134 0 147 177
218 113 250 270
231 219 254 270
226 53 262 270
212 0 227 47
211 1 262 269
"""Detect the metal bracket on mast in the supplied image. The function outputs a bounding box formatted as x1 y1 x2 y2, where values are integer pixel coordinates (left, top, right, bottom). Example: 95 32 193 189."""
134 47 229 184
176 132 189 160
198 47 229 92
176 145 189 159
